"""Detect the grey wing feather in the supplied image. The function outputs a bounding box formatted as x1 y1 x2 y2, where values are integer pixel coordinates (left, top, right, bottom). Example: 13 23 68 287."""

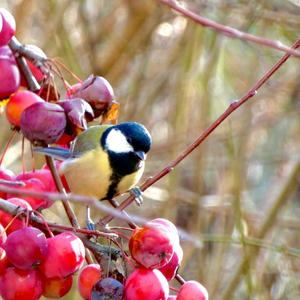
34 147 71 160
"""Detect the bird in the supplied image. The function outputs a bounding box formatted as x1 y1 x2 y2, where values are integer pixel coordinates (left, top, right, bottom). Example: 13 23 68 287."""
35 122 152 227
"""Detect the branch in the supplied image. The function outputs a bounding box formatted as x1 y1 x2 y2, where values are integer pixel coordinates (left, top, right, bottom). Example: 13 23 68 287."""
158 0 300 58
0 198 116 239
8 36 48 72
99 38 300 225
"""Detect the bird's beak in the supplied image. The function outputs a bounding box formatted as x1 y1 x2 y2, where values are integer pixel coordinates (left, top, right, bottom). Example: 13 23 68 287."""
134 151 146 161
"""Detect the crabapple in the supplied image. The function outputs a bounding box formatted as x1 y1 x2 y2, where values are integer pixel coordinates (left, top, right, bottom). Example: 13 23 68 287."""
39 232 85 278
0 267 43 300
177 280 209 300
5 227 48 269
124 268 169 300
78 263 102 300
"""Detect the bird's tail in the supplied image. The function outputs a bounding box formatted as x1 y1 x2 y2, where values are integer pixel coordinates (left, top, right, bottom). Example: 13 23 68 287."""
34 147 71 160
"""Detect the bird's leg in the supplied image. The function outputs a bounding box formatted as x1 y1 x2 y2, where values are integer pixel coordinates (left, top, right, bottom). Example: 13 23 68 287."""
86 205 96 230
130 187 143 206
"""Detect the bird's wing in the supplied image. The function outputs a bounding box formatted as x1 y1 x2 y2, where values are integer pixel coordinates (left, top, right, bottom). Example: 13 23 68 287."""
71 125 111 157
34 147 71 160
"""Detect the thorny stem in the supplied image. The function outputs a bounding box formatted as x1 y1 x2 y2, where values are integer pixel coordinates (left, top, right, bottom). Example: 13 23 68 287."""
99 38 300 225
158 0 300 59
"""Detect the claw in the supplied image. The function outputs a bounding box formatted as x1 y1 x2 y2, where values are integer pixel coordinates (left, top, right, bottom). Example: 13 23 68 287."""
130 187 143 206
86 205 96 231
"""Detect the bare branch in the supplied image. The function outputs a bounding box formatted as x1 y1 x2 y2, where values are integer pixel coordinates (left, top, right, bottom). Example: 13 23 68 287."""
100 38 300 225
158 0 300 58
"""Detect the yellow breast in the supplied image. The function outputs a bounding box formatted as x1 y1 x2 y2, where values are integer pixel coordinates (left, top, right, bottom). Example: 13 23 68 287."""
116 162 145 195
60 148 112 199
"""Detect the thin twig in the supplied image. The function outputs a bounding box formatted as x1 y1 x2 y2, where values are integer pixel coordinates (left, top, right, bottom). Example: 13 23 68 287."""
100 38 300 225
157 0 300 58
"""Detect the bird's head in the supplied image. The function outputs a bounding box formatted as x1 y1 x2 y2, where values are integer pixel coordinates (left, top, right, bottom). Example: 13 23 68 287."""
101 122 152 175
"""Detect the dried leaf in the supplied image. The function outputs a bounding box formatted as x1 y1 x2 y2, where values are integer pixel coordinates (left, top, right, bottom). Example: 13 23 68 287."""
101 101 120 125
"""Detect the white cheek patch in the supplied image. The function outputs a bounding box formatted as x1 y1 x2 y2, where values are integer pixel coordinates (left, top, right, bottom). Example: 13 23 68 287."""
106 129 134 153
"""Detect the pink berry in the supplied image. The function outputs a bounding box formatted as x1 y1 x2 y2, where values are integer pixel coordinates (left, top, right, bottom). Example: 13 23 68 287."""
20 101 67 144
0 267 43 300
159 242 183 281
0 197 32 234
39 232 85 278
177 280 209 300
7 178 50 210
5 227 48 270
129 222 175 269
78 264 102 300
168 296 177 300
0 45 20 100
124 268 169 300
148 218 180 245
0 247 8 274
69 75 114 118
0 8 16 46
0 167 14 199
0 223 6 247
15 169 57 193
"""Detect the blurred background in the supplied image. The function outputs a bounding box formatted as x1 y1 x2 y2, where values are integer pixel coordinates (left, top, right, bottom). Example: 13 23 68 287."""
1 0 300 299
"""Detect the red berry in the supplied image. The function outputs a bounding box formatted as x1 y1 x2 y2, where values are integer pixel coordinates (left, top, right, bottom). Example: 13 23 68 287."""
42 275 73 298
0 197 32 234
0 223 7 247
6 91 44 127
15 169 57 193
5 227 48 270
20 101 67 144
0 267 43 300
0 167 14 199
177 280 208 300
91 277 124 300
39 232 85 278
7 178 50 210
0 9 16 47
148 218 180 245
0 247 8 274
129 222 175 269
124 268 169 300
158 242 183 281
0 46 20 100
78 264 102 300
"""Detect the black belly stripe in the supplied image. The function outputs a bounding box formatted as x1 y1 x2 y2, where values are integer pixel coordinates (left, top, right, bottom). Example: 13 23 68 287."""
102 172 123 200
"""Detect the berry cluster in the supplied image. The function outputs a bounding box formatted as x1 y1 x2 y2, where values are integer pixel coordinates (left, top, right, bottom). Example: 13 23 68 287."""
0 7 209 300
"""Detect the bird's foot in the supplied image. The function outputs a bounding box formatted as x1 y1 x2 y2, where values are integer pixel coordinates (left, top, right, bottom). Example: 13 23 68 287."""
86 205 96 231
130 187 143 206
86 218 96 231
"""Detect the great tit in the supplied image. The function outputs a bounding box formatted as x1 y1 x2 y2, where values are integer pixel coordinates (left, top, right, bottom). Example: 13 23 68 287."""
35 122 152 202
